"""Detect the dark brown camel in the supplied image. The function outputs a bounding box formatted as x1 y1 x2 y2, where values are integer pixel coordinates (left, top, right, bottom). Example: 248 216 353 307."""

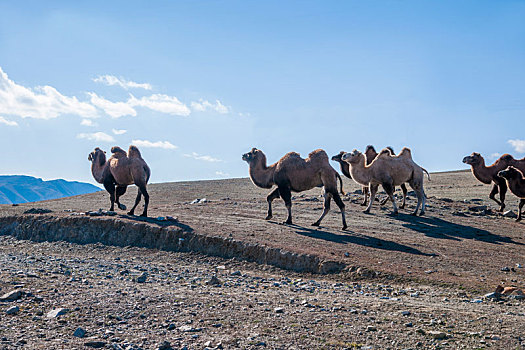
498 166 525 221
463 152 525 212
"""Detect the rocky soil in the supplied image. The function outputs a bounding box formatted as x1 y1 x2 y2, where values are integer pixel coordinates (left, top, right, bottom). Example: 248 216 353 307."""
1 235 524 350
1 170 525 349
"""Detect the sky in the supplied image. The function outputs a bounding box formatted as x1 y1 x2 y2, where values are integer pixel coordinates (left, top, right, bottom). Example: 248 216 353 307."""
0 0 524 185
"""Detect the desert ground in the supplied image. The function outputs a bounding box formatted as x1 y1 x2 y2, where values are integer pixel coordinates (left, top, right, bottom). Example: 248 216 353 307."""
0 170 524 349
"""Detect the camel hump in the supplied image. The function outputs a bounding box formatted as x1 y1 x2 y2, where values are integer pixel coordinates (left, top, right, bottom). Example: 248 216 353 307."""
365 145 376 153
398 147 412 159
378 148 393 158
308 149 329 163
111 146 127 155
500 154 514 162
128 145 142 158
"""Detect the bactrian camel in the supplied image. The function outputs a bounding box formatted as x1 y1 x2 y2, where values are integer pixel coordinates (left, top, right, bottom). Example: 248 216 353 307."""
242 148 347 229
342 148 427 215
498 166 525 222
332 145 412 207
88 145 151 217
462 152 525 212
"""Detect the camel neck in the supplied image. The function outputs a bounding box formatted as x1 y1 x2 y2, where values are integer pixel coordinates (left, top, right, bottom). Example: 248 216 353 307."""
249 160 275 189
91 161 106 184
471 160 497 184
349 157 372 185
339 162 351 179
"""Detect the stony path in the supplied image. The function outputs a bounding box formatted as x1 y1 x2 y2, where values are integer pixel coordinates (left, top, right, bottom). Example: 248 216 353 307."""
0 236 524 349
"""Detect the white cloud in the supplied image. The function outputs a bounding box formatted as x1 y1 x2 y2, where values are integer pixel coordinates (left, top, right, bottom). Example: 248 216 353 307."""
0 66 98 120
112 128 127 135
508 139 525 153
132 139 178 150
129 94 191 116
191 99 229 114
77 132 115 142
88 92 137 118
184 152 222 162
215 171 230 177
489 152 501 160
93 75 152 90
0 116 18 126
81 119 96 127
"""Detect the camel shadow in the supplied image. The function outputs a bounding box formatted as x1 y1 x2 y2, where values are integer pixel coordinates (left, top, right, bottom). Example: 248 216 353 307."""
275 222 434 256
394 214 523 245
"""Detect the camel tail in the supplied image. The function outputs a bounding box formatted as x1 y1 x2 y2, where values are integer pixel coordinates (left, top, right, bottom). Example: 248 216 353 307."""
145 165 151 183
336 173 345 195
422 167 431 181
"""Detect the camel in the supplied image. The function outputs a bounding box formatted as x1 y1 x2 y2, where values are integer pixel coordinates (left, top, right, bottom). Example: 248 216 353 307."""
498 166 525 221
342 148 427 215
332 146 410 207
88 145 151 217
242 148 347 229
462 152 525 212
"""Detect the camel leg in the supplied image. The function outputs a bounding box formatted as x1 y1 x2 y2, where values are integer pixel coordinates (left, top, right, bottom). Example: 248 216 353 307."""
361 186 368 206
115 186 127 211
496 179 507 212
383 182 398 215
409 181 425 216
128 189 142 216
399 183 408 209
278 185 293 225
419 187 426 216
517 199 525 222
332 190 347 230
312 190 331 227
103 180 116 212
265 188 280 220
138 184 149 217
489 183 503 211
364 184 378 214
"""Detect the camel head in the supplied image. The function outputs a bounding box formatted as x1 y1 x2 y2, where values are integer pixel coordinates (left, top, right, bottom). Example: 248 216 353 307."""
242 148 265 164
462 152 483 166
331 151 346 163
341 149 363 164
498 166 523 180
88 147 106 166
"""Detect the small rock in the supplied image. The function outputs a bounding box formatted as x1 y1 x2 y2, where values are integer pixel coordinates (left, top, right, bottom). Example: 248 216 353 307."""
366 325 377 332
206 276 222 286
158 341 173 350
274 307 284 314
503 210 517 218
416 328 426 335
491 335 501 340
84 341 106 348
501 266 511 272
230 270 242 276
179 325 202 332
401 311 411 316
427 330 447 340
516 263 522 268
47 308 68 318
136 272 148 283
24 208 52 214
0 290 22 302
73 327 86 338
6 306 19 315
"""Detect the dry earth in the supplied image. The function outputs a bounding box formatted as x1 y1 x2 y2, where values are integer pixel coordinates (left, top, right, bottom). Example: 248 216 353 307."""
0 170 524 349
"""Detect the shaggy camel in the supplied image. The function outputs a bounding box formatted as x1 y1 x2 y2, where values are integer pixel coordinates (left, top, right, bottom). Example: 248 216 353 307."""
342 148 427 215
242 148 347 229
498 166 525 221
462 152 525 212
88 145 151 217
332 146 410 207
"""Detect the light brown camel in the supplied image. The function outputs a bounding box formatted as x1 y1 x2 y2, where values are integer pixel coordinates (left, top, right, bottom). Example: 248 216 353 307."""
243 148 347 229
462 152 525 212
332 146 412 207
342 148 427 215
498 166 525 221
88 145 151 217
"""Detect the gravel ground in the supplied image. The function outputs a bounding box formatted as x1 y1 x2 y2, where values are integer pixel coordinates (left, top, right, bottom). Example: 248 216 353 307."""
1 235 524 350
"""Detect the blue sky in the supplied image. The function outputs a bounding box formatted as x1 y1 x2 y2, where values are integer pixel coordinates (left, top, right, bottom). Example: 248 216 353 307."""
0 1 524 184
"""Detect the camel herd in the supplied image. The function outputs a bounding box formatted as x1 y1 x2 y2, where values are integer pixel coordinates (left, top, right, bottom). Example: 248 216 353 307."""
86 145 525 227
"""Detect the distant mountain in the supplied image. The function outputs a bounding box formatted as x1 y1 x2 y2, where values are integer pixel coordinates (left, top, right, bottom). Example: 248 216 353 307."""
0 175 101 204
